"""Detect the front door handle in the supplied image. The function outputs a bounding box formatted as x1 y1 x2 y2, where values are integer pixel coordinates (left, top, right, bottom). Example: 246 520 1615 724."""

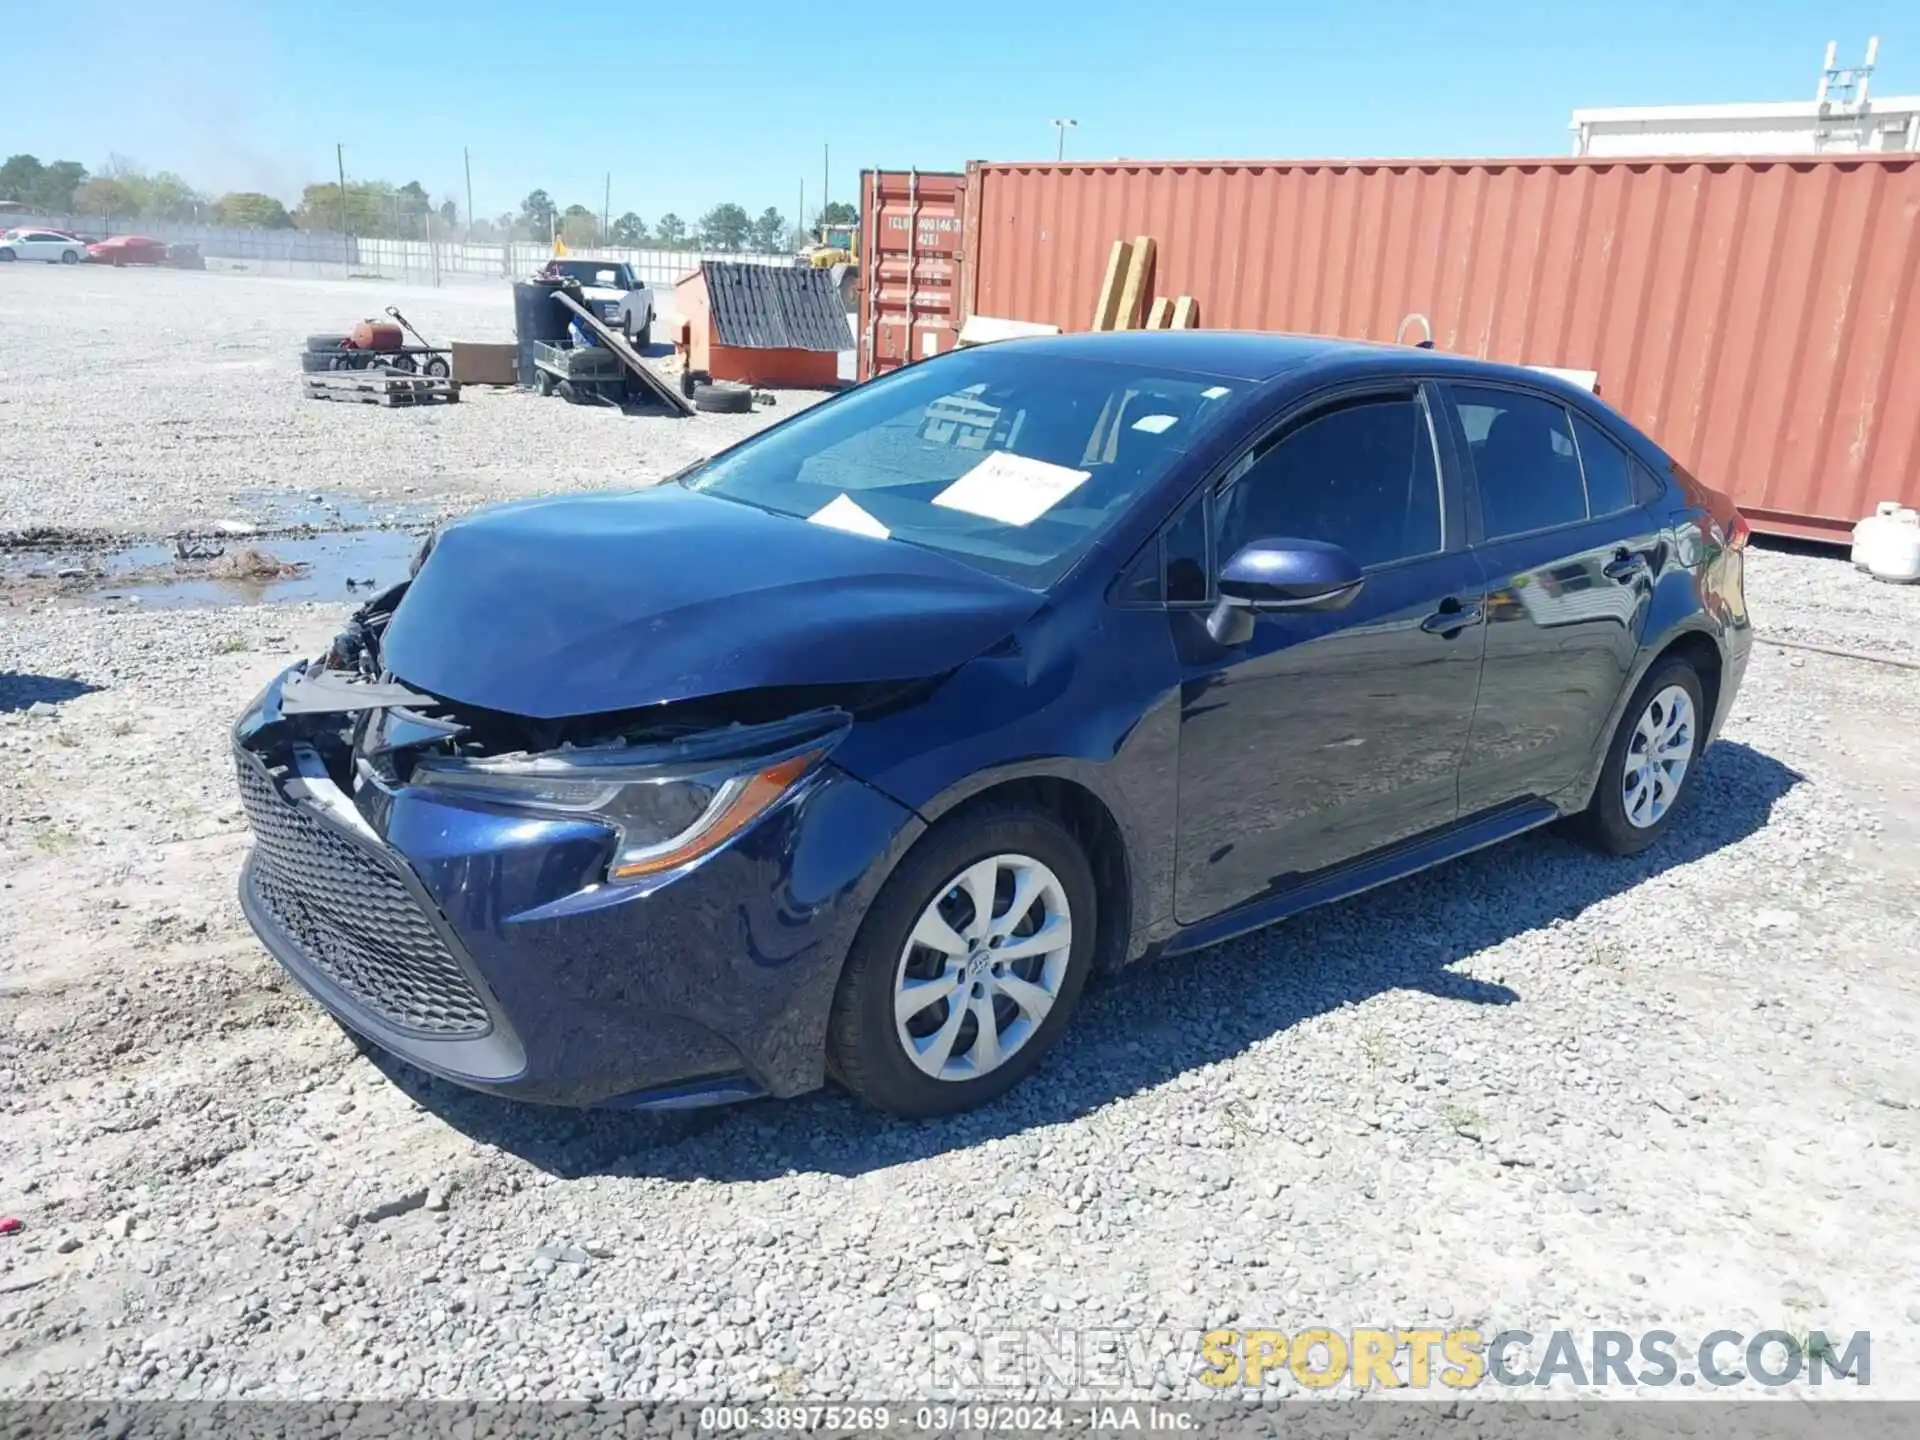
1603 548 1649 583
1420 596 1484 637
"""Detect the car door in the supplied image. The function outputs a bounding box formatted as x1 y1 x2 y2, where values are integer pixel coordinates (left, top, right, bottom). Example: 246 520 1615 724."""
1172 382 1485 925
21 231 58 261
1444 383 1661 813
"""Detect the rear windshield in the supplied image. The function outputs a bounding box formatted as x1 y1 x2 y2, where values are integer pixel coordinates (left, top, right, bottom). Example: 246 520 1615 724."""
551 260 634 289
682 348 1243 587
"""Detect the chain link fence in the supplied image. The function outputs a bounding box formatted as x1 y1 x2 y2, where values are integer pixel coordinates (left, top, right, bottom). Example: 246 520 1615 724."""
3 212 791 288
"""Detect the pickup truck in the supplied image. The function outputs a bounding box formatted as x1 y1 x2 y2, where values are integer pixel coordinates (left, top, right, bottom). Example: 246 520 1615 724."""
544 259 654 345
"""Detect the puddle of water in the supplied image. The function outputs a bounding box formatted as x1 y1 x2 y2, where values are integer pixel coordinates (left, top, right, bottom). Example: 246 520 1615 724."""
227 489 434 531
2 529 423 609
96 529 424 608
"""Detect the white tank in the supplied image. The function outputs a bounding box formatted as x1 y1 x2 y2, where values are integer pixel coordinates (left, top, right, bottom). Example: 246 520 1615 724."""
1852 501 1905 570
1867 507 1920 584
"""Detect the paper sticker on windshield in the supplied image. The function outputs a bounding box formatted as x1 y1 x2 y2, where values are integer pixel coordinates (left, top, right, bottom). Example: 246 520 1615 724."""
932 452 1090 527
1201 385 1232 400
808 493 889 540
1131 414 1178 434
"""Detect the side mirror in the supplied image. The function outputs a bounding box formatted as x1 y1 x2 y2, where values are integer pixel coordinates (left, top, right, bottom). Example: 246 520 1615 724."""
1208 538 1364 644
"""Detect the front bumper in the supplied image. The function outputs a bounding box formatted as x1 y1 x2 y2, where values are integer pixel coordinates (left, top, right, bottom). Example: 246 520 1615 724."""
232 669 921 1107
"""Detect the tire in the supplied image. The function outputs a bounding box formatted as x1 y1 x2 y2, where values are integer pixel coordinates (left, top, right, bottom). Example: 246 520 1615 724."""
387 354 418 374
0 249 15 262
305 334 350 353
423 356 450 379
692 381 753 414
533 370 556 397
826 804 1097 1117
1576 654 1707 856
634 317 651 348
299 351 336 373
554 379 580 404
60 249 79 265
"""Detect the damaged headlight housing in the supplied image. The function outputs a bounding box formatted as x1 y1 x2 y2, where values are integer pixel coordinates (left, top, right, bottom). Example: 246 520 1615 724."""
408 716 844 883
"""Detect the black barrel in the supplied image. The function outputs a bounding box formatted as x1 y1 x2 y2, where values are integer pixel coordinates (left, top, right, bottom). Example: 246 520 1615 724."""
512 280 572 387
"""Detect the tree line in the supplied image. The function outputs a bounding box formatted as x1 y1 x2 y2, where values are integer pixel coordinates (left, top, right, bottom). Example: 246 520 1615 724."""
2 152 858 254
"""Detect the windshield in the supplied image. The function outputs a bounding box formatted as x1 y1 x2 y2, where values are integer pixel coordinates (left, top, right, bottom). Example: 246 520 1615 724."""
551 260 633 289
682 348 1242 587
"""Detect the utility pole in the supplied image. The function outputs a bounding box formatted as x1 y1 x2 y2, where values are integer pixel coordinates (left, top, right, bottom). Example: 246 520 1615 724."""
463 147 474 240
335 143 349 237
336 143 350 273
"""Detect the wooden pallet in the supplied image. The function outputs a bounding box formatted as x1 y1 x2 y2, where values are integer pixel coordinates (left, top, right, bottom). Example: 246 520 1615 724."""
302 371 461 407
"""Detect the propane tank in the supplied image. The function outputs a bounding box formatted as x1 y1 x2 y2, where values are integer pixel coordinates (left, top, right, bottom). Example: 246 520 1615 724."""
1867 508 1920 584
1852 501 1905 570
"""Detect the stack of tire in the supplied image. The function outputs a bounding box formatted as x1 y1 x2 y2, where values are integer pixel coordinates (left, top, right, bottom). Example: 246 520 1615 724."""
677 367 753 415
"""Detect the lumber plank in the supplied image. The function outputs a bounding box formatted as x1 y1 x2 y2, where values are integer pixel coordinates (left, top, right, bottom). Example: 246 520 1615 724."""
1090 240 1132 331
551 291 696 416
1170 295 1200 330
1114 236 1156 331
1145 297 1174 330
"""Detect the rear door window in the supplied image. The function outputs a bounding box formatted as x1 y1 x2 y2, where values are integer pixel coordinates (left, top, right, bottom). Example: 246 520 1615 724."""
1570 413 1637 518
1451 386 1587 540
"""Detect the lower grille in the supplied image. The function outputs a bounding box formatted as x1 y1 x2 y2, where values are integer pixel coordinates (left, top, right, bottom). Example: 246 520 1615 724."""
235 749 492 1038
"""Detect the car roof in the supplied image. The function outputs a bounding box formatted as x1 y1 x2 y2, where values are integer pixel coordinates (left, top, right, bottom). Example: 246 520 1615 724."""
981 329 1607 404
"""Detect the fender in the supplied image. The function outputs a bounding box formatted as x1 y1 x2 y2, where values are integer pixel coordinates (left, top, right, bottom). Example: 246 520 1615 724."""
1554 510 1747 812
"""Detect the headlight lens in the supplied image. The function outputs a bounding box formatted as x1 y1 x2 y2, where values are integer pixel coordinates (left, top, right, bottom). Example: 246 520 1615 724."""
410 743 828 882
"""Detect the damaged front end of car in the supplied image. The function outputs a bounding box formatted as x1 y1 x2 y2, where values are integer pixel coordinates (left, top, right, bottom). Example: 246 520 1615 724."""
230 582 931 1109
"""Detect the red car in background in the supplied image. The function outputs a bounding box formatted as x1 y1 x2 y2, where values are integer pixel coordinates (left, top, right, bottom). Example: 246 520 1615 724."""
87 235 169 266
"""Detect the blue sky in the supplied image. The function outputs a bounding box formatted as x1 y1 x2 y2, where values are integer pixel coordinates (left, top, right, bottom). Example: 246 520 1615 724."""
4 0 1909 226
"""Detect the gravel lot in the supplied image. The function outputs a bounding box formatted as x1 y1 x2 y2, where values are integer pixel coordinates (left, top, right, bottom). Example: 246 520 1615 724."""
3 266 1919 1405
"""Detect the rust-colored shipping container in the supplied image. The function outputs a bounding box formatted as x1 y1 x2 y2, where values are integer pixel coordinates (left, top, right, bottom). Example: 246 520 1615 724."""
858 169 966 382
959 155 1920 540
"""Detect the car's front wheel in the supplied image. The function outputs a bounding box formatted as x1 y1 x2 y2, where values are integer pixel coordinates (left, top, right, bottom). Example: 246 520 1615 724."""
828 805 1096 1117
60 249 78 264
1578 654 1706 855
0 249 15 262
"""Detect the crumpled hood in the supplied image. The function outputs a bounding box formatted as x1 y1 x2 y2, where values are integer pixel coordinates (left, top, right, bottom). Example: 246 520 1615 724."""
379 487 1042 719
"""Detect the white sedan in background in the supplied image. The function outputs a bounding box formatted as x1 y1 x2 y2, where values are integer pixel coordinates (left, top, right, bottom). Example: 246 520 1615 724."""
0 228 89 264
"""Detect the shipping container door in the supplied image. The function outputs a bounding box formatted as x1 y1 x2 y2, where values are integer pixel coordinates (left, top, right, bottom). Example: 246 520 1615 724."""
859 169 966 382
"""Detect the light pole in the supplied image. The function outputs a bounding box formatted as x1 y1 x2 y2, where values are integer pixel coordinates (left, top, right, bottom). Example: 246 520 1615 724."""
1052 118 1078 162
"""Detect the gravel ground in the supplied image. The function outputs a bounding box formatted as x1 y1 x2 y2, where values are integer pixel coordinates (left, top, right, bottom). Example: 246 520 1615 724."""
0 264 811 543
2 268 1919 1406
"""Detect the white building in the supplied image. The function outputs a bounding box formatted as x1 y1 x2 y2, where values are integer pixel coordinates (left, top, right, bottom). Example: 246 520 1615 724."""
1571 39 1920 156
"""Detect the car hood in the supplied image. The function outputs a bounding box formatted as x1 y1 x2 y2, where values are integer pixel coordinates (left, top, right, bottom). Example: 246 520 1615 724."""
378 486 1043 719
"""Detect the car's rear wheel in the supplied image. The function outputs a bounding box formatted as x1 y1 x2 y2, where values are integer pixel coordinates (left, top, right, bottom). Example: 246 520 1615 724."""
60 249 78 264
1578 655 1706 855
828 805 1095 1117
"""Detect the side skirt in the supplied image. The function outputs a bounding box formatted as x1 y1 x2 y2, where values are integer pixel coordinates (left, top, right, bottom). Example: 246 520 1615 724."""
1152 800 1560 959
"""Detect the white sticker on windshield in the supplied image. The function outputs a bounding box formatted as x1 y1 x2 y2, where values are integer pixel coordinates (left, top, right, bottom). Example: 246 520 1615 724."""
932 452 1090 527
1201 385 1231 400
807 493 890 540
1131 414 1178 434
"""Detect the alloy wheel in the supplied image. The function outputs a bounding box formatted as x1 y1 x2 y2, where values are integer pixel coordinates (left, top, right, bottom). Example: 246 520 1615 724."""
893 853 1072 1082
1622 684 1695 829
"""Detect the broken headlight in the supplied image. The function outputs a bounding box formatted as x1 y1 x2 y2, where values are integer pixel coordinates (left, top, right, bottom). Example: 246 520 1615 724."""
409 734 834 883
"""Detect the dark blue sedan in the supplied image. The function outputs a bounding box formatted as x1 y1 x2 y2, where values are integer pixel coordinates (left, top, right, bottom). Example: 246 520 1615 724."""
233 332 1751 1117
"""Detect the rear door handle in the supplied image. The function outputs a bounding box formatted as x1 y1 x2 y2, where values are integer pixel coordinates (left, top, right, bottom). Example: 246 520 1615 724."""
1420 596 1484 637
1603 549 1649 583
